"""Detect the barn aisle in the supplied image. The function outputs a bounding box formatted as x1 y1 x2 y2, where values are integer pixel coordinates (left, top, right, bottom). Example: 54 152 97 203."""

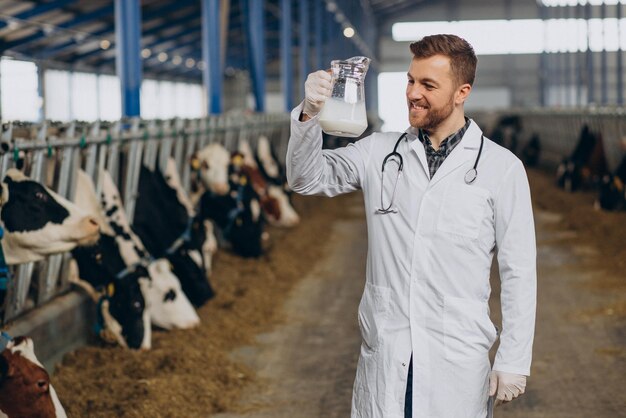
213 192 367 418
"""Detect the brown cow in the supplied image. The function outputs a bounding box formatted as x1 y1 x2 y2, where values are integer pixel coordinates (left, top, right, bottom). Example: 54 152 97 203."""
0 336 67 417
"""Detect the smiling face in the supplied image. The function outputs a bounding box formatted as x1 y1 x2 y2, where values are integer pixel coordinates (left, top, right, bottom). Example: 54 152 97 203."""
406 55 471 135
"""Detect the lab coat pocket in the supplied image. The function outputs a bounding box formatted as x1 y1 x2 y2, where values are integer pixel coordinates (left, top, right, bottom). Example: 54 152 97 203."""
437 183 489 240
357 282 391 353
443 296 498 362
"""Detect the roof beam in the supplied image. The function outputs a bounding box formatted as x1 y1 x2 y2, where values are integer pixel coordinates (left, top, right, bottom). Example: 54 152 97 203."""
1 5 114 51
0 0 78 30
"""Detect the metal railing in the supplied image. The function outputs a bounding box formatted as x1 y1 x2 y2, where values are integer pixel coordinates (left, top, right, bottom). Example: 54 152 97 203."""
0 112 290 324
471 107 626 171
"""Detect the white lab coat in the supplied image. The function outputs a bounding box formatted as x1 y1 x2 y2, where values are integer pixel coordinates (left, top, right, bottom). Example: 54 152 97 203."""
286 104 537 418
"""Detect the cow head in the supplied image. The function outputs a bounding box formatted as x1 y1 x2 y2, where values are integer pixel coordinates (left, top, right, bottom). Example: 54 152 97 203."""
256 135 281 180
0 336 67 418
71 234 151 350
0 169 100 265
194 143 230 195
146 259 200 330
237 138 258 168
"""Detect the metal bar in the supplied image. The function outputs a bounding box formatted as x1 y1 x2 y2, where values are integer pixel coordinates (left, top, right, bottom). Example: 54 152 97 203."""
281 0 294 111
116 0 142 118
123 119 142 223
299 0 310 101
586 2 595 104
314 0 323 70
0 0 78 30
1 5 114 51
173 119 185 174
246 0 266 111
618 0 624 105
202 0 222 114
601 2 608 105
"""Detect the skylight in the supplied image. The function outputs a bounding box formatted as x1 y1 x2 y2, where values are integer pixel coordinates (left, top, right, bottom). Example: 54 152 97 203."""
392 18 626 54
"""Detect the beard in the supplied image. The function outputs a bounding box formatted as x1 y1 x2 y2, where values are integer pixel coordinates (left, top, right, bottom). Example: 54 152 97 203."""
408 94 455 132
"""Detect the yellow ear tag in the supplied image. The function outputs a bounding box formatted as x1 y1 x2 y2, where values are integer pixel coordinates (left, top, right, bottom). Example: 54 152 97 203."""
240 176 248 186
107 283 115 297
232 155 243 166
191 158 201 171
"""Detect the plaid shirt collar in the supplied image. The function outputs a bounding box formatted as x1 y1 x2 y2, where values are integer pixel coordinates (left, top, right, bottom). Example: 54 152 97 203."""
416 117 471 179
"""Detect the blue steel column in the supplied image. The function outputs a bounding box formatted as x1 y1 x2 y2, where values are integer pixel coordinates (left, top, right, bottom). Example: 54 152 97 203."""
247 0 266 112
299 0 310 100
314 0 323 69
585 2 595 104
280 0 293 111
618 0 624 105
201 0 222 114
600 2 608 104
576 3 584 106
539 3 547 106
115 0 141 117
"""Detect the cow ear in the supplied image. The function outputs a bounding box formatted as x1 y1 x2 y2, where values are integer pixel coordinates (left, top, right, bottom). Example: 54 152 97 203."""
107 283 115 297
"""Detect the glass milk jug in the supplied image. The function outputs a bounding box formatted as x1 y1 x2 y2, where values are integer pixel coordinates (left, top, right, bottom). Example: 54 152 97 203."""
318 56 371 138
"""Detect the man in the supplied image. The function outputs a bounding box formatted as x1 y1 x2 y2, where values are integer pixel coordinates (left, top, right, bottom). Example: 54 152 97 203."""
287 34 536 418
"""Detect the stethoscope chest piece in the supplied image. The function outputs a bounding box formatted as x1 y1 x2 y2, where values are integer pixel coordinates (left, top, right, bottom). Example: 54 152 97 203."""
464 168 477 184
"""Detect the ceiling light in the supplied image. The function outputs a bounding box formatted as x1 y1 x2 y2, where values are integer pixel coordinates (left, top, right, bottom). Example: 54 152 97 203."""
141 48 151 58
343 27 355 38
185 58 196 68
100 39 111 50
172 55 182 65
157 52 168 62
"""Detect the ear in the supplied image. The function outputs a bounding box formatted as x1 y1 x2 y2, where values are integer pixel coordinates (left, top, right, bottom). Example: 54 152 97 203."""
455 83 472 105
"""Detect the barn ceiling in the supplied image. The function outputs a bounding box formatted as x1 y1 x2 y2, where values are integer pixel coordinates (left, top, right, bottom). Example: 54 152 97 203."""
0 0 422 82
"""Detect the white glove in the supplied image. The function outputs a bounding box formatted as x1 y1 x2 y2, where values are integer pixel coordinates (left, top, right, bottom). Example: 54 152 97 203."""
303 70 332 117
489 371 526 406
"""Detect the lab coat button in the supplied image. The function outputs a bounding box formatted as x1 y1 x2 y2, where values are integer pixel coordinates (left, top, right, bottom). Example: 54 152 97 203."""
402 363 406 367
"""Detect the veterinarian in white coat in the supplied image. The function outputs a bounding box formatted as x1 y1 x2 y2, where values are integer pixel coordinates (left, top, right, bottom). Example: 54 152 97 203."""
286 35 536 418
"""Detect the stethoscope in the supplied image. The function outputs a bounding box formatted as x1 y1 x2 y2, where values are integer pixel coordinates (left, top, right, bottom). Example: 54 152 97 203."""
376 132 485 214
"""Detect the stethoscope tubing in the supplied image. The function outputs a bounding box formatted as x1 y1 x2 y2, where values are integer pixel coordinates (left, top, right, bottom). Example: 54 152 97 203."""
376 132 485 214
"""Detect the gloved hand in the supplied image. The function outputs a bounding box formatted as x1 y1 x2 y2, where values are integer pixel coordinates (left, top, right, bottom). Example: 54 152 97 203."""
303 70 332 118
489 371 526 406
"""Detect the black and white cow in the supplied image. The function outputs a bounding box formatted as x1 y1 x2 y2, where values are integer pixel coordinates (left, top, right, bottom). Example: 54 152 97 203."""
198 152 265 258
133 165 215 307
98 170 200 329
0 168 99 265
70 233 151 350
163 158 218 275
0 335 67 418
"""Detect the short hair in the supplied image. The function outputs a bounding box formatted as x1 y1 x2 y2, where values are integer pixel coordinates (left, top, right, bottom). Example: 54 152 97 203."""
409 34 478 86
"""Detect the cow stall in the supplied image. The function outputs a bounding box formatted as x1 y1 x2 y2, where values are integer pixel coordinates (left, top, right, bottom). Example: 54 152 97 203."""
0 112 289 344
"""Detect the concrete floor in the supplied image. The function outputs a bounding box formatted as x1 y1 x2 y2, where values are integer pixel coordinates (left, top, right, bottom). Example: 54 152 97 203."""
213 193 625 418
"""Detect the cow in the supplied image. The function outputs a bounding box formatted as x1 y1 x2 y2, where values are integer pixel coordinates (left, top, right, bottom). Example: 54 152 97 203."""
198 152 264 258
557 125 609 192
99 170 200 329
521 133 541 168
595 137 626 211
70 233 151 350
194 142 231 196
0 168 99 265
133 165 215 307
163 158 218 275
0 335 67 418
